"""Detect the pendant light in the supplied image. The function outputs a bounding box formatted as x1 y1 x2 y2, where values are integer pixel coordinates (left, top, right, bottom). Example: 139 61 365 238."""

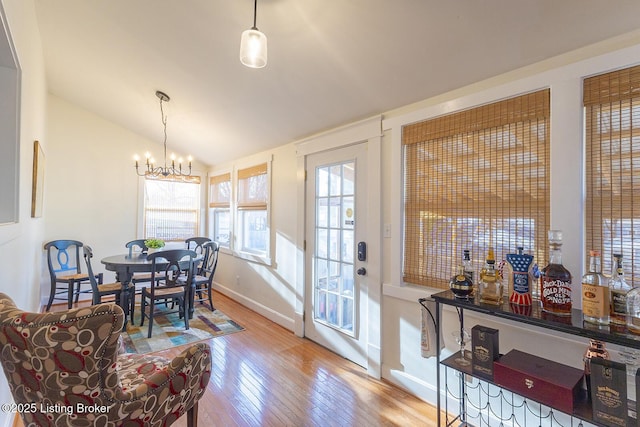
240 0 267 68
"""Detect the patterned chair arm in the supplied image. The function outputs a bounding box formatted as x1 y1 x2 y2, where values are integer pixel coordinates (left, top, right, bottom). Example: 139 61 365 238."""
114 343 211 425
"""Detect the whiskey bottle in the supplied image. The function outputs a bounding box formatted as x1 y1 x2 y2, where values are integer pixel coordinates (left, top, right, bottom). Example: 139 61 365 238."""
582 250 609 325
540 230 572 316
478 247 503 305
626 280 640 334
609 253 630 325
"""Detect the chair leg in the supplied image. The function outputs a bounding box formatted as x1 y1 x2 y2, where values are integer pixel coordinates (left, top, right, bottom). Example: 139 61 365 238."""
67 281 74 309
45 286 55 312
140 295 146 326
187 402 198 427
147 300 155 338
74 281 81 303
182 297 189 331
130 290 136 323
207 284 214 311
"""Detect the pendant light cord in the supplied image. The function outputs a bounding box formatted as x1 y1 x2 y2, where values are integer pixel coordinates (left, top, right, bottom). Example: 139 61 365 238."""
252 0 258 30
159 95 168 168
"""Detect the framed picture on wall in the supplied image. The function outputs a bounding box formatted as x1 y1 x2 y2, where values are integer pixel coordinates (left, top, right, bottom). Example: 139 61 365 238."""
31 140 44 218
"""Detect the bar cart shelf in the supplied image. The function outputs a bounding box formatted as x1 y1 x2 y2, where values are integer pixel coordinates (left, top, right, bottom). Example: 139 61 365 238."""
430 290 640 427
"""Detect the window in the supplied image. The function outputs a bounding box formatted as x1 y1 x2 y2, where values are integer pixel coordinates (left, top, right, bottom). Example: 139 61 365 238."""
236 163 269 256
584 66 640 286
402 89 550 288
143 175 201 241
209 172 231 248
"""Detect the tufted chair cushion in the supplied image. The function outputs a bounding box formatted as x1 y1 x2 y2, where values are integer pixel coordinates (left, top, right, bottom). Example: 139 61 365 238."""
0 293 211 426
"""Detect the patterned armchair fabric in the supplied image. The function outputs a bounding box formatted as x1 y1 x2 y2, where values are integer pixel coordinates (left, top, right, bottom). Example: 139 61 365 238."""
0 293 211 426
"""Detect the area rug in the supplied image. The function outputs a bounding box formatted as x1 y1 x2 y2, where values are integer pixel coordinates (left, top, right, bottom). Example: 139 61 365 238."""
122 304 244 354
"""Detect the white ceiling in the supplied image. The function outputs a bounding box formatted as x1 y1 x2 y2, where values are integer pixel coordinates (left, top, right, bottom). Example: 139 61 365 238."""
34 0 640 168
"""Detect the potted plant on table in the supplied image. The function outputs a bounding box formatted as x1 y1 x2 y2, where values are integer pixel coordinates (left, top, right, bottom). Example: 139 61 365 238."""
144 238 165 254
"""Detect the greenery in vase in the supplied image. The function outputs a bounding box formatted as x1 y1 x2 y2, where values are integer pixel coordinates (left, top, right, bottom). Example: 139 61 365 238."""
144 238 165 249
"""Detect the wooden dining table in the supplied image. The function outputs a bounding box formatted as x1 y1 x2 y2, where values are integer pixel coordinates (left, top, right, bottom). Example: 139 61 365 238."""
101 253 202 327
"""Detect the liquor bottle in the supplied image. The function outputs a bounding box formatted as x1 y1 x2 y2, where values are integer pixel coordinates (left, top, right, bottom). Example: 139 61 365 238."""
506 247 533 306
609 253 630 325
449 265 473 299
582 250 609 325
626 281 640 334
478 247 502 305
540 230 572 316
462 249 474 284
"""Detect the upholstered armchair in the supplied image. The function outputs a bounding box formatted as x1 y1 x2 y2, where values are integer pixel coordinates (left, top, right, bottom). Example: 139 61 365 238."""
0 293 211 426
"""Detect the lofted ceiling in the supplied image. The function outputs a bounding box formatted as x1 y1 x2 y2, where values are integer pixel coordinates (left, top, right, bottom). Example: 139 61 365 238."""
33 0 640 168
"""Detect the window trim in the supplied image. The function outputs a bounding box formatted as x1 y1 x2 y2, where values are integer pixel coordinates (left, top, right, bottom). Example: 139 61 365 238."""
136 170 204 241
208 170 232 250
208 155 273 266
400 89 551 289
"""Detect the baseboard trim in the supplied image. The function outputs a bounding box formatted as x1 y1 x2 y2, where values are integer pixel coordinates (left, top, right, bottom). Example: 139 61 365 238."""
213 283 295 331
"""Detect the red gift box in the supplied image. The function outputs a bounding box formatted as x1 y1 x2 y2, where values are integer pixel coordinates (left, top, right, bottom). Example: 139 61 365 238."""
493 349 584 414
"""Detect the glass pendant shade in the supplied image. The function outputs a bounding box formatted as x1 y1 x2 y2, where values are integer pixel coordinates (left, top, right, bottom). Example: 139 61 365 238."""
240 28 267 68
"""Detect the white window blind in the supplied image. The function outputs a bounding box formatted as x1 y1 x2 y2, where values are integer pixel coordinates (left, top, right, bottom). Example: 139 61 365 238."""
144 175 201 241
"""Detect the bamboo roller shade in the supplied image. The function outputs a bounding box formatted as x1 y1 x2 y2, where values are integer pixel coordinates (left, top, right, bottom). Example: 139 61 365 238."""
584 65 640 286
402 89 550 288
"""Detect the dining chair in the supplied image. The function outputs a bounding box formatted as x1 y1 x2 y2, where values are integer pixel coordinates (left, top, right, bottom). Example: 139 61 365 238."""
187 241 220 311
0 292 211 427
83 245 134 319
140 249 197 338
126 238 164 285
43 239 101 311
126 238 148 256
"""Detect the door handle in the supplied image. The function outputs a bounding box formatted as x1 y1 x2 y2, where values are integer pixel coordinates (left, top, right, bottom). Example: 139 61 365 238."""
357 267 366 276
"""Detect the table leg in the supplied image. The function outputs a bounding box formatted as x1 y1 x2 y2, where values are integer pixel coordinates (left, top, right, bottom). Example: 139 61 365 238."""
117 269 133 331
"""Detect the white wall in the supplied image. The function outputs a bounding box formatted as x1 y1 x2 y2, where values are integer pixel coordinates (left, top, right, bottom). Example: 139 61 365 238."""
0 1 47 425
43 95 209 300
211 144 299 330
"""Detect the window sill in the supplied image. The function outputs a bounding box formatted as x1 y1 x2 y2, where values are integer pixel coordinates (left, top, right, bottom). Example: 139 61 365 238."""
234 250 272 267
382 282 443 303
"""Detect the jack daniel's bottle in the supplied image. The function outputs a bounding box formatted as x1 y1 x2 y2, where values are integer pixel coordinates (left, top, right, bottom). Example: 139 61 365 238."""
540 230 572 316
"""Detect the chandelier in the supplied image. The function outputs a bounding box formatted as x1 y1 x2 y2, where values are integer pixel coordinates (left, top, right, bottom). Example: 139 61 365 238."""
134 90 192 177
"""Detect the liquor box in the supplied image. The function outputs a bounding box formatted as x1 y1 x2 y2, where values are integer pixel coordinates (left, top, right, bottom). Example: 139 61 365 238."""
590 357 627 427
471 325 499 380
493 349 583 414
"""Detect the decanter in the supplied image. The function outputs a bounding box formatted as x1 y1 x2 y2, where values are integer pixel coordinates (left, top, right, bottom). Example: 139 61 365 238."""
478 247 503 305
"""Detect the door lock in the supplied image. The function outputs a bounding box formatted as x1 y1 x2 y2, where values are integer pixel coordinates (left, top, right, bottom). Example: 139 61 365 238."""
357 267 367 276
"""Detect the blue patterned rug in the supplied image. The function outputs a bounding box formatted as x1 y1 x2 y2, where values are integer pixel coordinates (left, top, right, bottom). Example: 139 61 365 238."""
122 303 244 354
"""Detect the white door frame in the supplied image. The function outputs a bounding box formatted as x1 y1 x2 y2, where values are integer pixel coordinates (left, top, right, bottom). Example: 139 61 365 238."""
295 115 382 378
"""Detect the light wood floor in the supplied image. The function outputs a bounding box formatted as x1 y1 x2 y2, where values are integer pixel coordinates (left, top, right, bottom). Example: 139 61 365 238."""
19 292 438 427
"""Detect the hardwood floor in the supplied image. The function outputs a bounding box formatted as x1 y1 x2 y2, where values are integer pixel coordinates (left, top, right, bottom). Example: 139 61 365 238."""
22 292 437 426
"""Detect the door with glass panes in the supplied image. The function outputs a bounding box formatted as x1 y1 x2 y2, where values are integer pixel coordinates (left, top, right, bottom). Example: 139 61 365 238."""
304 143 367 367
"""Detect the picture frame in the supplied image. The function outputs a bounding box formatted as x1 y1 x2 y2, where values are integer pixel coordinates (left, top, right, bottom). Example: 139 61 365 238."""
31 140 44 218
